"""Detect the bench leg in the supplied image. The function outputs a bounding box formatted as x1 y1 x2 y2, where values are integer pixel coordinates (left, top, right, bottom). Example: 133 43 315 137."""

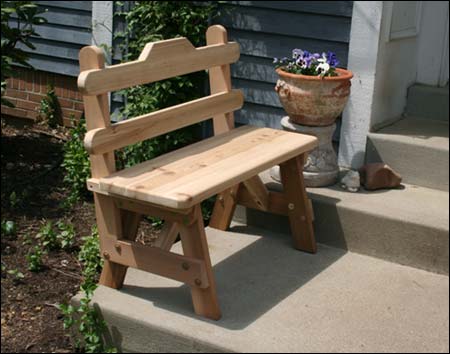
179 205 221 320
279 155 317 253
209 184 239 230
96 194 141 289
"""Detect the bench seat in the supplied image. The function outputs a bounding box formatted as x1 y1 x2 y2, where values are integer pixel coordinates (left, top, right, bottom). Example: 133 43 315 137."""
87 125 317 209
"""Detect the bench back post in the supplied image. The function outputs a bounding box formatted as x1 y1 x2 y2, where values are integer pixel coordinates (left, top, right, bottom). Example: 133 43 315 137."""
207 25 235 135
79 46 116 179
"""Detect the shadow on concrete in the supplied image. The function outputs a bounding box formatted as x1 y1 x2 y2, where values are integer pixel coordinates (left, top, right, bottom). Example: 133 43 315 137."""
121 225 346 330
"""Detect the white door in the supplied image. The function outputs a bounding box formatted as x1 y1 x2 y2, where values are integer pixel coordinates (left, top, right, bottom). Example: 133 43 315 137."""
417 1 449 87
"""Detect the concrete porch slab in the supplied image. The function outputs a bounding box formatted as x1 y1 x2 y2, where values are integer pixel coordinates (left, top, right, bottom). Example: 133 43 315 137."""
236 170 449 275
81 225 450 353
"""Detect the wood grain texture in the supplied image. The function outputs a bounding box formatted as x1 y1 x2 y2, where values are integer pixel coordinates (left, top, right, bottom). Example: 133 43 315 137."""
242 175 269 211
78 39 240 95
79 46 116 179
101 237 209 289
237 188 289 216
179 205 221 320
95 194 127 289
89 126 318 209
84 90 244 155
80 46 130 289
209 184 240 231
279 155 317 253
207 24 235 135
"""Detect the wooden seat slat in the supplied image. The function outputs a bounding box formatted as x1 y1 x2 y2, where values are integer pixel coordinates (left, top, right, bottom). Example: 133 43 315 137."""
87 126 317 209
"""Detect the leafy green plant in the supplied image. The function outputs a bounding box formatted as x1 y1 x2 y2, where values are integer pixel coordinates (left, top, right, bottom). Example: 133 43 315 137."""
35 219 76 251
36 220 59 250
7 268 25 283
1 1 47 106
77 226 103 295
56 221 75 250
60 225 116 353
26 245 45 272
59 295 116 353
61 118 91 206
38 84 61 127
1 220 17 236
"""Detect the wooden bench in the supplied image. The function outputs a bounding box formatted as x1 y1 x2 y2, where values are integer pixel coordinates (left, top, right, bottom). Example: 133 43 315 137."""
79 25 318 321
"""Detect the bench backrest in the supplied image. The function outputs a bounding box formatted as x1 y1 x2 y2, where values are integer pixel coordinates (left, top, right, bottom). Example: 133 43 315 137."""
78 25 242 178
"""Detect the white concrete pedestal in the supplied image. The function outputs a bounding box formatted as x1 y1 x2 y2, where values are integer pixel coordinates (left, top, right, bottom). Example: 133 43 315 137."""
271 116 339 187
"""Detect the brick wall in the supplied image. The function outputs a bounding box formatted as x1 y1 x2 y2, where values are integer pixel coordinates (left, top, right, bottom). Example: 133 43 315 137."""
1 67 84 126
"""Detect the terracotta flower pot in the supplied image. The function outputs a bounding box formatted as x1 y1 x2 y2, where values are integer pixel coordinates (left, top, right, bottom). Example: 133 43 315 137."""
275 67 353 126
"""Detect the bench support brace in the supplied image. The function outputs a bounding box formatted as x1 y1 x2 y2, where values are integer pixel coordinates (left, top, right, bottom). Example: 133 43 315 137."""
210 154 317 254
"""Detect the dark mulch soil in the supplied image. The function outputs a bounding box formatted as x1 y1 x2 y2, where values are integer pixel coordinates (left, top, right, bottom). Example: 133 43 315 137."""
1 117 159 353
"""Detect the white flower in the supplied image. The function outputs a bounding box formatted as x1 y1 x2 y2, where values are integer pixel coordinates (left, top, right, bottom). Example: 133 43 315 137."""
316 62 330 74
316 54 330 76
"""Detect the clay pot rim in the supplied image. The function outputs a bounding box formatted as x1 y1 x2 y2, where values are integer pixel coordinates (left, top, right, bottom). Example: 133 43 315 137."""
276 67 353 81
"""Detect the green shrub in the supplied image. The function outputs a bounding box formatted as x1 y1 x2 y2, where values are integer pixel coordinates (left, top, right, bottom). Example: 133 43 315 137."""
59 295 116 353
61 118 91 206
35 220 76 251
60 225 116 353
114 1 218 169
36 220 59 250
78 226 103 295
38 85 61 127
56 221 75 250
26 245 45 272
1 220 17 237
1 1 47 107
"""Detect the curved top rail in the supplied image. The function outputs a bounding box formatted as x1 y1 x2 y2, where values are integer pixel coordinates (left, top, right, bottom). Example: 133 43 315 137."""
78 37 240 96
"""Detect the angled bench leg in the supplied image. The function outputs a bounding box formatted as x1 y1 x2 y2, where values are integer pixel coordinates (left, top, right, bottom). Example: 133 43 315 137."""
279 155 317 253
179 205 221 320
209 184 240 230
96 194 142 289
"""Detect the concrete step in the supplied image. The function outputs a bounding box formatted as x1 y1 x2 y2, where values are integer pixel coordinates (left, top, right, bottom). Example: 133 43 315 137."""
366 117 449 191
406 84 449 121
75 225 450 353
234 170 449 275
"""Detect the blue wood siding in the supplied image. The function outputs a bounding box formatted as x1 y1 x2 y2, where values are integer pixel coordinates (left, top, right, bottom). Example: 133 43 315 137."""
218 1 353 128
109 1 353 129
10 1 92 76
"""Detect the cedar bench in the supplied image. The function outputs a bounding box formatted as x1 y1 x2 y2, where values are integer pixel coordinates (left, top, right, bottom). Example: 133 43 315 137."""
78 25 318 320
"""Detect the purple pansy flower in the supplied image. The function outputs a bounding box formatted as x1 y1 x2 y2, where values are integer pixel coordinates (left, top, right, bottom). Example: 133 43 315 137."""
325 51 339 67
274 48 340 77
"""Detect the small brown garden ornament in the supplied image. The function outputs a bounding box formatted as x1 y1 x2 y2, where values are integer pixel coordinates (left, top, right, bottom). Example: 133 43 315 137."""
359 163 402 190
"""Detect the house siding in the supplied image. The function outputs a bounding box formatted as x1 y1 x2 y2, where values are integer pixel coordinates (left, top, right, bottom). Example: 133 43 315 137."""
109 1 353 128
9 1 93 77
3 1 353 129
218 1 353 128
